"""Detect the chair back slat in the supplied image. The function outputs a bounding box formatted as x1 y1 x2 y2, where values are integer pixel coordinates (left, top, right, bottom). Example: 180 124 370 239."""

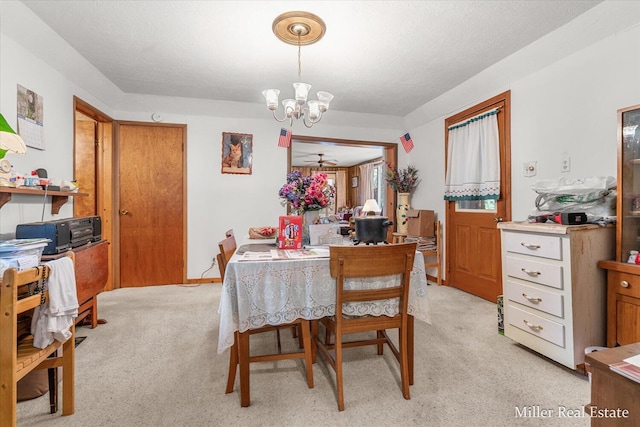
330 243 416 279
16 293 46 314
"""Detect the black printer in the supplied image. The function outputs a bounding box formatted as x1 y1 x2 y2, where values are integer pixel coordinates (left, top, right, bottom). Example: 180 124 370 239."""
16 216 102 255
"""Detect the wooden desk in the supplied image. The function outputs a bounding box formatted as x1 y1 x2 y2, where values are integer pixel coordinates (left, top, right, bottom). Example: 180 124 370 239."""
42 240 109 328
585 343 640 426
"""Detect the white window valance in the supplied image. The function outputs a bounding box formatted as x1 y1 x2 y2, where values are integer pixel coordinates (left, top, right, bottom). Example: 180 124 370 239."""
444 108 500 201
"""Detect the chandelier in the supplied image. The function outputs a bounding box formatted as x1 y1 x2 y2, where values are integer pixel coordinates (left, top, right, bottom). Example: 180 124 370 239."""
262 12 334 128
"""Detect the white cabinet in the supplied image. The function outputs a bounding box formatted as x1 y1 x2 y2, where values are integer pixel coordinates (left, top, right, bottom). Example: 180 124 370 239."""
498 222 614 370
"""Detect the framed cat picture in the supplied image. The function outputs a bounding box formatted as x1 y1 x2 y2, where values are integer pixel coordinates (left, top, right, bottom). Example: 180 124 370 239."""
221 132 253 175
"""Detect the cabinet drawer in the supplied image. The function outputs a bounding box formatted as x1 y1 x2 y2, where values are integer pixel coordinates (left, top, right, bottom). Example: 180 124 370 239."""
507 304 565 347
505 256 563 289
609 271 640 299
505 280 564 318
503 231 562 260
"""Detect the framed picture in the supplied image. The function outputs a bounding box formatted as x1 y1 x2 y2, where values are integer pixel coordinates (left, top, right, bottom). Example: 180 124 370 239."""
221 132 252 175
351 176 359 188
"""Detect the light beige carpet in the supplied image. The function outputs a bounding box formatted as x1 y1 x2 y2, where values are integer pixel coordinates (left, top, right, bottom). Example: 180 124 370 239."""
16 283 591 427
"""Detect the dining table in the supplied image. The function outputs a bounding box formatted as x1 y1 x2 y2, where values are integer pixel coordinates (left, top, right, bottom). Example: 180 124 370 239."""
217 239 432 406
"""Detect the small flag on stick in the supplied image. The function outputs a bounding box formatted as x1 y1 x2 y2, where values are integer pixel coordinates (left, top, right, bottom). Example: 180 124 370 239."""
400 132 414 153
278 128 291 147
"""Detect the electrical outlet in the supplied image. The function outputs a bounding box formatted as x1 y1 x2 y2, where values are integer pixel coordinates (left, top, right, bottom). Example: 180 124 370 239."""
561 153 571 173
523 161 537 177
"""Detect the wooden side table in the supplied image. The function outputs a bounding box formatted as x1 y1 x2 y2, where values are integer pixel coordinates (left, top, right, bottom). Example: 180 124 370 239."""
585 343 640 426
392 232 407 244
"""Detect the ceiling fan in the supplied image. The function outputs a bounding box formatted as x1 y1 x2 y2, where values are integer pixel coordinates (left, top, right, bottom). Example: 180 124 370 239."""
304 153 337 167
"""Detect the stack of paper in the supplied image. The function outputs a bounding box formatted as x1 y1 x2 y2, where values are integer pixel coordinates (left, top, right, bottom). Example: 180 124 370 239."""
609 353 640 383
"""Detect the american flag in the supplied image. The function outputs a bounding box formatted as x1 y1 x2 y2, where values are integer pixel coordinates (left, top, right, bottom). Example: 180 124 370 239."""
278 128 291 147
400 133 414 153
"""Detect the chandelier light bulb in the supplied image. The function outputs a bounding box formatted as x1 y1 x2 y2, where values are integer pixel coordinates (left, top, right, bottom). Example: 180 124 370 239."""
293 82 311 104
262 89 280 111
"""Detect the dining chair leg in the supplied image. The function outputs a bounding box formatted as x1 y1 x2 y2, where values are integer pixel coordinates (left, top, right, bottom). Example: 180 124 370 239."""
61 325 75 416
408 315 414 385
324 324 332 345
310 320 318 364
400 325 410 400
335 329 345 412
225 337 239 394
299 320 314 388
238 330 251 407
376 330 384 355
295 325 304 349
47 367 58 414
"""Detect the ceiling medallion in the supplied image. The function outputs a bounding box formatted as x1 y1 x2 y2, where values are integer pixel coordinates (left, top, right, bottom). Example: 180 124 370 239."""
272 11 326 46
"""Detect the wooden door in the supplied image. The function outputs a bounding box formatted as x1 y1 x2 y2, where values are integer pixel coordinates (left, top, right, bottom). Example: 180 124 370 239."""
118 123 186 287
445 92 511 302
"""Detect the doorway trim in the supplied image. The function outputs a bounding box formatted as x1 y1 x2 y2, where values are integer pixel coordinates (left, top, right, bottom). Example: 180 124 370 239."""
288 135 398 226
73 97 115 290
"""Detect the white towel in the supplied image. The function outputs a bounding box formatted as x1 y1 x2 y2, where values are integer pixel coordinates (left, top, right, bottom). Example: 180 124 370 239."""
46 257 78 315
31 257 79 349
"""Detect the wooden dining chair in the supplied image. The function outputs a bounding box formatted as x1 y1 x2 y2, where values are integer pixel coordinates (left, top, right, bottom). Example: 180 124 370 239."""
218 236 314 404
314 242 416 411
0 252 76 426
421 220 442 285
218 234 237 274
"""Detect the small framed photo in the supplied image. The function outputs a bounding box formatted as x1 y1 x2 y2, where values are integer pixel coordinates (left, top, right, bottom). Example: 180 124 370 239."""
351 176 359 188
221 132 252 175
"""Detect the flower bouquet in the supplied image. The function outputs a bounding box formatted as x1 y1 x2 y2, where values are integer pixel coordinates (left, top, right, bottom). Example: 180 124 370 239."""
278 170 334 213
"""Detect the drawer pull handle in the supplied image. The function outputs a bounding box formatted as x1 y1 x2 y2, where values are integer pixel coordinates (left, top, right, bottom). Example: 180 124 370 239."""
523 320 543 331
620 280 630 288
520 242 540 249
521 268 541 276
522 293 542 303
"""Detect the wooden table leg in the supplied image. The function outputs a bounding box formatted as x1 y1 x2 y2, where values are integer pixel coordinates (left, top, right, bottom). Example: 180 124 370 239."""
238 330 251 407
91 299 98 328
408 315 414 385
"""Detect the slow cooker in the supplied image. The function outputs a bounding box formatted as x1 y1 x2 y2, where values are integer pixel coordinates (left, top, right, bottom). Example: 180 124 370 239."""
353 215 393 245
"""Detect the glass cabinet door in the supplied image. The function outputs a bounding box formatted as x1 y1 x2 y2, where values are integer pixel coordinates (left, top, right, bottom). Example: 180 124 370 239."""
619 105 640 262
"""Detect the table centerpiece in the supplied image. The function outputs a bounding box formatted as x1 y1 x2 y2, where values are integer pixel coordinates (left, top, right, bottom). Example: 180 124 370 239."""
279 170 335 245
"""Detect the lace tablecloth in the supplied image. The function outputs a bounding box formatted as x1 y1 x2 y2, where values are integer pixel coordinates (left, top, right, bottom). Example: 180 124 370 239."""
217 250 432 354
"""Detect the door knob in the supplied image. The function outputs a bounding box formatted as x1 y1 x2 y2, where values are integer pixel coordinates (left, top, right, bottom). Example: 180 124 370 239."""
120 209 129 215
493 217 504 223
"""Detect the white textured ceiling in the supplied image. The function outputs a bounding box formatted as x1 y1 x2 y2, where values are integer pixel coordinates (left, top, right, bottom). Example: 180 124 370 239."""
21 0 602 117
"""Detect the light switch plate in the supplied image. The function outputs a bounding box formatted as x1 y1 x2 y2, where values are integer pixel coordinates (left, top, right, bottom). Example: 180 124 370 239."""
561 153 571 173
